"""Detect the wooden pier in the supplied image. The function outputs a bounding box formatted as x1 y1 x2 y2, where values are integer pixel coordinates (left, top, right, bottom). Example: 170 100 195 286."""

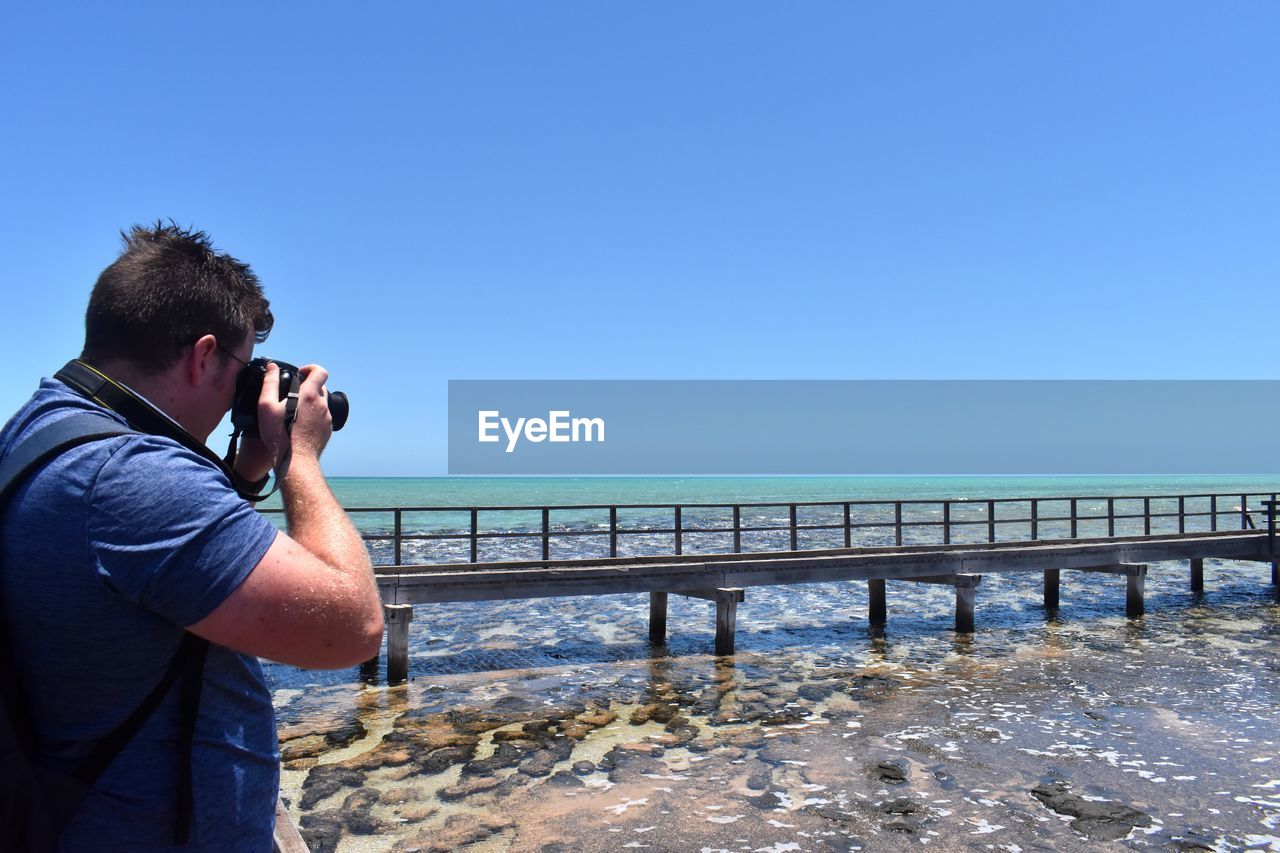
262 492 1280 683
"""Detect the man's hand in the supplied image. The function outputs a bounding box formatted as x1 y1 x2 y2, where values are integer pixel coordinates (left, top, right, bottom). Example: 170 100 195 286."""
231 363 283 484
289 364 334 461
245 362 334 472
232 436 275 486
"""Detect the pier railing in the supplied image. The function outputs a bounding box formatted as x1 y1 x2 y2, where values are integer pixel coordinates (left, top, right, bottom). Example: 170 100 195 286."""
280 490 1280 682
259 490 1280 567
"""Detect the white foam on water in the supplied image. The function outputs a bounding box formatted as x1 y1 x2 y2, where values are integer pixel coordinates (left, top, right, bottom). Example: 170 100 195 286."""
608 797 648 815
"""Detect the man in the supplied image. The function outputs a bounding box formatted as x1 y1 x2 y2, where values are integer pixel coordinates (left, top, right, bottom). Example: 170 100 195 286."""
0 223 384 850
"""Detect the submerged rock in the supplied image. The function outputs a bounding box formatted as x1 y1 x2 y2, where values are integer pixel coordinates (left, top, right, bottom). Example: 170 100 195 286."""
1030 781 1152 841
546 769 585 787
577 710 618 728
300 764 366 809
279 715 367 758
931 768 957 790
439 775 503 801
880 797 919 815
396 803 438 824
873 760 908 786
523 737 574 775
379 786 420 805
629 701 680 725
842 674 898 700
604 746 667 783
1166 828 1218 851
394 812 514 852
297 809 344 853
417 745 474 775
280 734 331 763
884 816 924 833
341 788 389 835
796 682 836 702
462 741 526 776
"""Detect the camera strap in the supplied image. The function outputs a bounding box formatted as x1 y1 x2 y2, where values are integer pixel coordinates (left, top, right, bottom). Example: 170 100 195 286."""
53 360 277 503
223 368 300 502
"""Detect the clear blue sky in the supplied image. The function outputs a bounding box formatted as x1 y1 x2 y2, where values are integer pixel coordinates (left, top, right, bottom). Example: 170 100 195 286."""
2 3 1277 475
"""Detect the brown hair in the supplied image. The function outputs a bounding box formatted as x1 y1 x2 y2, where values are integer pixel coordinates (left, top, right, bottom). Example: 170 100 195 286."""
81 221 273 371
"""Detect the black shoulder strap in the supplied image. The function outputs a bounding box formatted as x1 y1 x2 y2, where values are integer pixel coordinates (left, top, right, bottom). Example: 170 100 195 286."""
54 360 278 503
0 414 132 505
0 413 208 845
70 633 207 846
53 361 230 477
0 413 136 756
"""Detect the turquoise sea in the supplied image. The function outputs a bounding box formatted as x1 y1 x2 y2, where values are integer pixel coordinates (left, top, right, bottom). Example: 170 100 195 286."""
260 475 1280 567
268 474 1280 511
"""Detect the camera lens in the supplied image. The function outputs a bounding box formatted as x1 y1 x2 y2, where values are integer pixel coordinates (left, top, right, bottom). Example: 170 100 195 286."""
328 390 349 431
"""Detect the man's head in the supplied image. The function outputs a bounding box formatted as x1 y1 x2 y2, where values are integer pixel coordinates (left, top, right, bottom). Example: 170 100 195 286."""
83 221 273 370
81 222 274 439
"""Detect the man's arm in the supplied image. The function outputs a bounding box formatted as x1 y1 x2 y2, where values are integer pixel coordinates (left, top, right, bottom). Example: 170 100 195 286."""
189 363 385 669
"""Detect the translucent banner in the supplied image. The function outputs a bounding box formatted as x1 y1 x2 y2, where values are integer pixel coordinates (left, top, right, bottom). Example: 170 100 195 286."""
447 380 1279 475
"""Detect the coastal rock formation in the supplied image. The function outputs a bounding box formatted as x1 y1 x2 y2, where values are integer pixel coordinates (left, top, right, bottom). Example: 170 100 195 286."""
297 809 344 853
1030 781 1152 841
873 759 908 786
341 788 391 835
278 715 367 763
393 812 513 852
272 596 1280 853
438 775 503 800
299 765 366 810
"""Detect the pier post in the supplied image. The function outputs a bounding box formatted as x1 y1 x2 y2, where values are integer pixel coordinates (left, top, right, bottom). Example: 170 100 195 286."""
1190 558 1204 593
868 578 887 629
1043 569 1060 611
899 574 981 633
1126 566 1146 618
675 589 745 656
649 591 668 644
955 580 977 634
385 604 413 684
1076 563 1147 619
714 589 741 656
1272 562 1278 586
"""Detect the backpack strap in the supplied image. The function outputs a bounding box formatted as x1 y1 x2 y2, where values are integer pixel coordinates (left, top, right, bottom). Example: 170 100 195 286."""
0 413 209 845
0 414 133 504
68 633 208 845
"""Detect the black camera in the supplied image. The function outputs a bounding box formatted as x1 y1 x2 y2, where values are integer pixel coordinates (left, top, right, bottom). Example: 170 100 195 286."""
231 358 350 438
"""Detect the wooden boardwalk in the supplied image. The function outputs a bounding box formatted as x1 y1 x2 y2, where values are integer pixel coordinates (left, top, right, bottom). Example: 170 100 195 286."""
268 491 1280 683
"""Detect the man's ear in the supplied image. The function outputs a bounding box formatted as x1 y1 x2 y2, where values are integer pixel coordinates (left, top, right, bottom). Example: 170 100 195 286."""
188 334 218 387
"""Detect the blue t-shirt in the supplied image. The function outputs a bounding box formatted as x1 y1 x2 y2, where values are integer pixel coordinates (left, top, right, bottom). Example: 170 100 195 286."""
0 379 282 852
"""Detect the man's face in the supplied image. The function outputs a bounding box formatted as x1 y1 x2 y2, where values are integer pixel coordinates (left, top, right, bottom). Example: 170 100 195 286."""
214 332 255 412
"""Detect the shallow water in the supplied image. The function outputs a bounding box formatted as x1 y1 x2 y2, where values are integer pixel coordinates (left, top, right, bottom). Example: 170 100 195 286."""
266 558 1280 852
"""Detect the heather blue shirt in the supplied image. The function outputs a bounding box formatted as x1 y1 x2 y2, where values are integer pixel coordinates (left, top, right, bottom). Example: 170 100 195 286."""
0 379 281 851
